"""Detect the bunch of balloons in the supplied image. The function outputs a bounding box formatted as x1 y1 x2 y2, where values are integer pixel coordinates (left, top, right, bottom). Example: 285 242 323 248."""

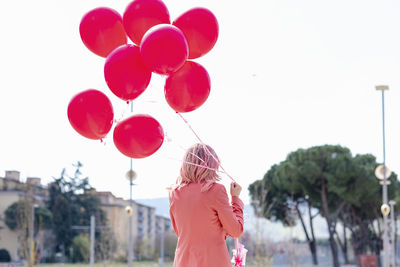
67 0 218 159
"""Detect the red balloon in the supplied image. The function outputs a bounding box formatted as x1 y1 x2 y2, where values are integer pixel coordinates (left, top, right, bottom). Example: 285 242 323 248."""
67 89 114 140
173 7 219 59
79 7 127 58
140 24 188 75
123 0 170 45
113 114 164 158
104 44 152 101
164 61 210 113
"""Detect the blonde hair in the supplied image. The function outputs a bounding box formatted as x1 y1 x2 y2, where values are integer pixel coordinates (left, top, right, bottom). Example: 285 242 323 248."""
173 143 221 192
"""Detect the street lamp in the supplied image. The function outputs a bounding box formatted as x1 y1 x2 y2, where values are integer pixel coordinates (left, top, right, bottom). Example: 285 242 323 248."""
125 206 133 216
375 165 392 180
126 167 137 267
159 220 165 267
30 202 39 267
389 200 396 267
376 165 392 187
126 101 137 267
375 84 389 267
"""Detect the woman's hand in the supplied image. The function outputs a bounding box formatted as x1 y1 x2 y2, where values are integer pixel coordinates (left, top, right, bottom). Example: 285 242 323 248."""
230 182 242 197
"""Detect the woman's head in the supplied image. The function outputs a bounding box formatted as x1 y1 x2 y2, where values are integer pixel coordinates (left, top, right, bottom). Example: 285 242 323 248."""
177 143 221 191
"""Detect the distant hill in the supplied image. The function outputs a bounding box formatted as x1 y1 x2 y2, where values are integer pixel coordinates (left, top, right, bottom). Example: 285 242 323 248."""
136 197 170 217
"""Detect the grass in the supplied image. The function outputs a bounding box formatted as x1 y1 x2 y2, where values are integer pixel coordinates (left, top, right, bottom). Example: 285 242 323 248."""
34 264 265 267
35 264 265 267
34 263 267 267
36 263 173 267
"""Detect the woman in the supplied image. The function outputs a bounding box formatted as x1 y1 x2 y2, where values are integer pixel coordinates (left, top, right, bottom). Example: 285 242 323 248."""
169 143 244 267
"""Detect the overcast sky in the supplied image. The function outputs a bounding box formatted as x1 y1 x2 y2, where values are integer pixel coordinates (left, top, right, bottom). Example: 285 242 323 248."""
0 0 399 207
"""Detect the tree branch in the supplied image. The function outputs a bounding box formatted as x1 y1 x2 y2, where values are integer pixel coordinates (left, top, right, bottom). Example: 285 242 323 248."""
307 200 317 242
311 211 320 219
334 229 345 253
295 202 311 242
332 201 346 225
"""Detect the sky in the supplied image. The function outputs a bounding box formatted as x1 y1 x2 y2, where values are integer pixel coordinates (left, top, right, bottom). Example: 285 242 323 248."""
0 0 400 210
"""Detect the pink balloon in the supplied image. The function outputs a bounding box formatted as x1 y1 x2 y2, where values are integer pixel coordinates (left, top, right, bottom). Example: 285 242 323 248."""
113 114 164 158
79 7 127 58
104 44 152 101
165 61 210 113
173 7 219 59
67 89 114 140
123 0 170 45
140 24 188 75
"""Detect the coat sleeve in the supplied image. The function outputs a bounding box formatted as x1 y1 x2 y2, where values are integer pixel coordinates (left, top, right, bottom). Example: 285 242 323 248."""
212 184 244 238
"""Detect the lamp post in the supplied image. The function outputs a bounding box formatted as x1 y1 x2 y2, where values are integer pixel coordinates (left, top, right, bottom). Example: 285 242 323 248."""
28 185 39 267
126 101 136 267
30 194 35 267
126 167 137 267
159 220 165 267
376 85 389 267
389 200 396 267
71 216 110 267
90 215 95 267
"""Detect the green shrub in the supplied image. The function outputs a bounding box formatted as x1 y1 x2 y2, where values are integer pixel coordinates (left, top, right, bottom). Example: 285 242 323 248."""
114 254 127 263
72 234 90 263
0 249 11 262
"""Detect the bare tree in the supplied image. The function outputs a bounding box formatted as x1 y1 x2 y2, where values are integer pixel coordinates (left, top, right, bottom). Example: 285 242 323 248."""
14 198 33 267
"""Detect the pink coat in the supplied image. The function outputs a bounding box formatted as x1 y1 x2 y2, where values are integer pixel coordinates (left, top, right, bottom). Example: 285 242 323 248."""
169 182 244 267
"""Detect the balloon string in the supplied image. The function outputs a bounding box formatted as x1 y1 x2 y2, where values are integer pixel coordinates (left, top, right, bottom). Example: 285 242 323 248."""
163 155 228 174
164 132 207 164
176 112 236 183
100 135 109 146
114 97 160 125
114 101 131 124
164 131 188 152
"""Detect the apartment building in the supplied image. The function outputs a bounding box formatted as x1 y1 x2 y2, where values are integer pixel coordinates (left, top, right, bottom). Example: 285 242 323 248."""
0 171 48 261
0 170 172 262
155 215 172 234
82 189 167 260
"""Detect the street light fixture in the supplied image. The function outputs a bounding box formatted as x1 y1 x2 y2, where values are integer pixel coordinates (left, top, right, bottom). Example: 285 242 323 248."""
379 181 391 186
381 204 390 217
125 206 133 216
375 85 390 267
126 170 137 181
376 85 389 91
375 165 392 180
127 167 136 267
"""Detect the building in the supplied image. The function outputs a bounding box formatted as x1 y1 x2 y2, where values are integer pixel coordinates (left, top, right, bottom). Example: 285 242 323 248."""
87 190 134 258
154 215 176 260
135 203 156 259
0 170 172 262
0 171 48 262
155 215 172 235
90 189 162 259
